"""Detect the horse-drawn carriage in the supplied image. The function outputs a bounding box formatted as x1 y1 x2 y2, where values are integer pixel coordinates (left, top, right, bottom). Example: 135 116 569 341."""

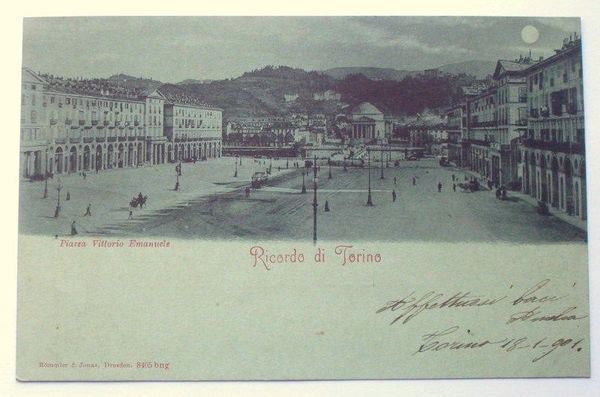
458 180 480 192
130 194 148 209
251 172 268 189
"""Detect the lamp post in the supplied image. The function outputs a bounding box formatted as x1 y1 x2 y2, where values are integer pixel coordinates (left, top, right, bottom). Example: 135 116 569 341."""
328 158 332 179
301 168 306 193
313 155 318 245
174 161 181 191
234 158 238 177
367 148 373 206
386 145 390 168
380 148 384 180
43 148 49 199
54 178 63 218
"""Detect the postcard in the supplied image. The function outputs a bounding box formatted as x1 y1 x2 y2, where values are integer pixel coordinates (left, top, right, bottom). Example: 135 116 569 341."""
16 16 589 381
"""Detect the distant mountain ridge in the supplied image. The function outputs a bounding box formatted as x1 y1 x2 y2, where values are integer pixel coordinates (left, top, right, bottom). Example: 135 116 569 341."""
323 60 496 80
323 67 416 81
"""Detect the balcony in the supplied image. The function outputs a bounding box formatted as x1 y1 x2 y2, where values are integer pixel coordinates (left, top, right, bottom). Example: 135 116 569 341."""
104 120 110 126
118 136 126 141
128 136 136 141
96 125 104 129
91 120 99 126
65 119 72 125
519 96 527 103
55 137 67 144
50 119 57 125
83 137 94 143
530 109 539 118
469 139 491 147
96 137 106 142
470 120 498 128
78 120 85 126
107 137 117 142
69 137 81 144
134 121 140 126
514 119 528 126
521 138 584 154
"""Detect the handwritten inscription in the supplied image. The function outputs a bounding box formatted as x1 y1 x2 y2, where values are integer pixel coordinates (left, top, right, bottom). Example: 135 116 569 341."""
377 279 588 364
414 326 585 363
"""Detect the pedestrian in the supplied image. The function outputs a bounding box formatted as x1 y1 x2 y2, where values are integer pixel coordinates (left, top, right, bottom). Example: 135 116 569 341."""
70 220 77 236
245 186 250 198
394 176 397 185
453 183 456 192
438 182 442 192
82 171 86 179
392 189 397 202
84 203 92 216
452 174 455 181
412 176 416 186
128 208 133 219
66 191 70 201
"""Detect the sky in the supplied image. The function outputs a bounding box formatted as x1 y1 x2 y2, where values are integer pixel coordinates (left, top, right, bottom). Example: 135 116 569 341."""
22 16 581 83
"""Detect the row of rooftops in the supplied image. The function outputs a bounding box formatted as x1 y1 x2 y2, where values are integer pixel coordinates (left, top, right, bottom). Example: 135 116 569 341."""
447 35 582 112
25 69 222 111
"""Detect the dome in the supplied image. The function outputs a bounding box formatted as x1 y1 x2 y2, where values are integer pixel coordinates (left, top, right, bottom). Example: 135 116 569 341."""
351 102 382 115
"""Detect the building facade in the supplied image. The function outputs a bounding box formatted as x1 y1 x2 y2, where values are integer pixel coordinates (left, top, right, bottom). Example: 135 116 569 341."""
348 102 386 144
163 99 223 162
20 68 222 179
520 36 585 219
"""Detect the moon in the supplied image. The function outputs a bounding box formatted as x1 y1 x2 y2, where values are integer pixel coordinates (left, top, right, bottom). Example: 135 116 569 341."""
521 25 539 44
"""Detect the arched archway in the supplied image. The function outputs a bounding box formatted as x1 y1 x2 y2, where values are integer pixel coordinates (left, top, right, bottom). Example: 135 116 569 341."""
117 144 124 168
107 144 114 169
137 143 143 165
55 147 64 174
69 146 78 173
96 145 103 170
83 146 91 171
539 155 548 202
127 143 134 167
564 157 574 215
551 157 559 208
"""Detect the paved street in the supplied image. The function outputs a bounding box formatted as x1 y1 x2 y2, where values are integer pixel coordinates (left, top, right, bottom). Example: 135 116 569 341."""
18 157 294 236
118 158 586 243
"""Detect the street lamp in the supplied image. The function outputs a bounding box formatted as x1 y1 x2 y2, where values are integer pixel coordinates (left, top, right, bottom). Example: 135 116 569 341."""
386 145 390 168
367 148 373 206
380 148 384 180
313 155 318 244
43 147 49 199
301 167 307 193
174 161 181 191
54 178 63 218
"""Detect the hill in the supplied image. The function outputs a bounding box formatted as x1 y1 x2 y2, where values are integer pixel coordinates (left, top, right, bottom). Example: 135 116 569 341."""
323 67 415 81
108 73 163 92
436 60 496 79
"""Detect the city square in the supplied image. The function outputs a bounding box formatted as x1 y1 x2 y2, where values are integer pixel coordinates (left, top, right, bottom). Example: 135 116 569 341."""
19 156 586 242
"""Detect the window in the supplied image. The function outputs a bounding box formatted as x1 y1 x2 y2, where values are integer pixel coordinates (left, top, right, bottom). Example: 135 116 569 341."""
21 94 25 106
31 94 36 106
30 110 37 123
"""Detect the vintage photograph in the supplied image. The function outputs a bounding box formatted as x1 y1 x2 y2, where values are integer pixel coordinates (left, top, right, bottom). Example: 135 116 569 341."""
19 16 587 243
15 15 592 382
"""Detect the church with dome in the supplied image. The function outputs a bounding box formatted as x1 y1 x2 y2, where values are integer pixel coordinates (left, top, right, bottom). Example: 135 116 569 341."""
348 102 388 144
